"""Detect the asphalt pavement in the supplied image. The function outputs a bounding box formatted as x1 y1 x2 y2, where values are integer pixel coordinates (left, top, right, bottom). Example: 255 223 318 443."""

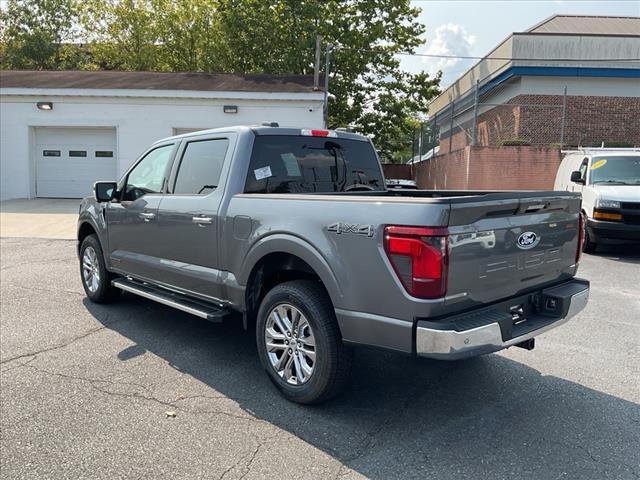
1 237 638 479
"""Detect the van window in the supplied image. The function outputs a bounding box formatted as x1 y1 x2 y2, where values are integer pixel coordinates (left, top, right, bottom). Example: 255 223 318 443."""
244 136 384 193
589 156 640 185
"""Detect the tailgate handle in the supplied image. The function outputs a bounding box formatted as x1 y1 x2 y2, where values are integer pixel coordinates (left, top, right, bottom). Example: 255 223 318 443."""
525 204 547 213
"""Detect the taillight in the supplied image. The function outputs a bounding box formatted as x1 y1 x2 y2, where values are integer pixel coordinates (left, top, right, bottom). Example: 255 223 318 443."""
300 129 337 137
576 211 585 263
383 226 449 299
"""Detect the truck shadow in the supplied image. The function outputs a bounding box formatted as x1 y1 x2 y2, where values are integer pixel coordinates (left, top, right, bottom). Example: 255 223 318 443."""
588 244 640 264
86 296 639 479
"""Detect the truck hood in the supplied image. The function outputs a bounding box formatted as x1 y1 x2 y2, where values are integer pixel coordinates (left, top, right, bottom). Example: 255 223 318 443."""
592 185 640 202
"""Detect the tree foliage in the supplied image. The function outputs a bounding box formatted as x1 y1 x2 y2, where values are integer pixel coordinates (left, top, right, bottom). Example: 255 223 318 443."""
1 0 440 161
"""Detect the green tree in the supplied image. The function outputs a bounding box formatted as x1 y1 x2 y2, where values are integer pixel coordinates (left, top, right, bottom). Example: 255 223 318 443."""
152 0 224 72
80 0 163 70
0 0 78 69
215 0 440 161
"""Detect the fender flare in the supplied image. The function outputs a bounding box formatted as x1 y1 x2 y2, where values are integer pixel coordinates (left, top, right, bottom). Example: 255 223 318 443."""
239 233 344 308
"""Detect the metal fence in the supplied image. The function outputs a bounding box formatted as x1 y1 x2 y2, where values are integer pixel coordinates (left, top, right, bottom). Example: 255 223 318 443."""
425 83 639 156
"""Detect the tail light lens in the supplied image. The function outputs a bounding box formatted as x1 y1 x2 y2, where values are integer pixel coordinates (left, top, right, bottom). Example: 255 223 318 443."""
383 226 449 299
576 211 585 263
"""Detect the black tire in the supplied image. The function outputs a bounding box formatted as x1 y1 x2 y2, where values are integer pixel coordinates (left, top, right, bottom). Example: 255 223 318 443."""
582 219 597 253
79 234 121 303
256 280 352 404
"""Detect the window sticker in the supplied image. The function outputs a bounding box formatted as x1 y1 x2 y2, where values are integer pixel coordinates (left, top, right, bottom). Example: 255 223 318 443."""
254 165 273 180
281 153 302 177
591 159 607 170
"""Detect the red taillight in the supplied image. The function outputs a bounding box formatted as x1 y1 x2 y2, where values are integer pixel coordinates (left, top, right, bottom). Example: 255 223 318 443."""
384 226 449 299
576 211 585 263
301 129 337 138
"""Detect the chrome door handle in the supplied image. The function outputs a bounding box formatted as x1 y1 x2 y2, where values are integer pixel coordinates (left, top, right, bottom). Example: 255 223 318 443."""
192 216 213 226
140 212 155 222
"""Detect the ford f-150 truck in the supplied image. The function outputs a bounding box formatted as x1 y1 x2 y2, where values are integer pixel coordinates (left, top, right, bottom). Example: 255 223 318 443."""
78 126 590 404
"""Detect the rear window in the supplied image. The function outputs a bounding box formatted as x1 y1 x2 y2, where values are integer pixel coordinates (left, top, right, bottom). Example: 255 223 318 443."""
244 135 384 193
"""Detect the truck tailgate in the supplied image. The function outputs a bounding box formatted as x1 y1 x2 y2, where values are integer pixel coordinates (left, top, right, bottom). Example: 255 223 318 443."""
445 193 582 311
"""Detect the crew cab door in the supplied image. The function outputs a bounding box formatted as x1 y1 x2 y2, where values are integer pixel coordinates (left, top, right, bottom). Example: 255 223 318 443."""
106 142 176 280
152 133 234 300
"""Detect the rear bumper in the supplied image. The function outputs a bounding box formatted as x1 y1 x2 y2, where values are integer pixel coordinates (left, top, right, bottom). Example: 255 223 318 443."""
587 218 640 243
415 278 589 360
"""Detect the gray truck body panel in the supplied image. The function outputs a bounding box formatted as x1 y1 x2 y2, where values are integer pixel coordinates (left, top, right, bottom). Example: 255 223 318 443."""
79 126 588 355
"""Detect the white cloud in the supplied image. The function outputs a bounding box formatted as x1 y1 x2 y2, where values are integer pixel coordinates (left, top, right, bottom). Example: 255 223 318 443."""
422 23 477 85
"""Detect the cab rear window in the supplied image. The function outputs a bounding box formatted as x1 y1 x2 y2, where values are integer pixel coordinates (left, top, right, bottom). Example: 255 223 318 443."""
244 135 384 193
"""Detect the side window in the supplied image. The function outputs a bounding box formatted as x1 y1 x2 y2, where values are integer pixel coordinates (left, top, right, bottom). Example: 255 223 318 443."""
579 158 589 181
123 144 174 201
173 138 229 195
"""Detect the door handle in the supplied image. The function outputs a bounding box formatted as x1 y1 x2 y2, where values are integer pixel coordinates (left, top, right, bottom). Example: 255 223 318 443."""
140 212 155 222
192 216 213 226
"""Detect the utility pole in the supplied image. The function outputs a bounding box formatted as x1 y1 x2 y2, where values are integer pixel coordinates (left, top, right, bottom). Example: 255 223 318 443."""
471 80 479 146
448 101 455 154
560 85 567 147
323 43 332 129
313 35 321 90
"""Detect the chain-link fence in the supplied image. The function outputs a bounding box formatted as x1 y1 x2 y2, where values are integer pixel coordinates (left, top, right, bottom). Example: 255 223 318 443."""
426 84 639 156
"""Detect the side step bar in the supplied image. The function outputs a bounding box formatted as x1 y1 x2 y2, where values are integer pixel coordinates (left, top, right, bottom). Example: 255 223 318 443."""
112 278 229 323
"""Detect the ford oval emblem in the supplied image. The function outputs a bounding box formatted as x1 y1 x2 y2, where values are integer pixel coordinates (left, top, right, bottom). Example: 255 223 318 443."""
517 231 540 250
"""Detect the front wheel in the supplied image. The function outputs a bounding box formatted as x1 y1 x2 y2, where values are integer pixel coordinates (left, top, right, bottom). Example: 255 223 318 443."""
79 234 120 303
582 218 597 253
256 280 352 404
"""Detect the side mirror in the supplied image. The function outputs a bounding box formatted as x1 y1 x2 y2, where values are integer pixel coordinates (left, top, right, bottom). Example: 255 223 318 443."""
570 171 584 184
94 181 118 202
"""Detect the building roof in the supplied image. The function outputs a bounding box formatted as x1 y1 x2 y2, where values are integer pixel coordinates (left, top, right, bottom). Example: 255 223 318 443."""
527 15 640 36
428 14 640 118
0 70 321 93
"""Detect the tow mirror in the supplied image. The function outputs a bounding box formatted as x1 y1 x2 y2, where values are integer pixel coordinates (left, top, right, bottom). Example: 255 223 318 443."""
94 181 118 202
570 171 584 184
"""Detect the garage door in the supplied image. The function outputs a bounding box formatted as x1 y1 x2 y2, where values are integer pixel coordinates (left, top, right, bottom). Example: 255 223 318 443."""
35 127 117 198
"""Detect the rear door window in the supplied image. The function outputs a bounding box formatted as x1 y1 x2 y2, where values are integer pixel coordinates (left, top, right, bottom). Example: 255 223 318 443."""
244 135 384 193
173 138 229 195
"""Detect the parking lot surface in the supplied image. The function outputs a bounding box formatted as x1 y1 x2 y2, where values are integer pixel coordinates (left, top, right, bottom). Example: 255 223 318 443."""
1 237 639 480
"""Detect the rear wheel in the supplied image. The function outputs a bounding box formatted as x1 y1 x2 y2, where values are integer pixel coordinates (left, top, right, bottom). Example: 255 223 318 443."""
80 234 120 303
256 280 352 404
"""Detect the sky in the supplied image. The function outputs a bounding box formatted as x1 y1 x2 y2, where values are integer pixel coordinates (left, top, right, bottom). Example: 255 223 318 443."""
404 0 640 87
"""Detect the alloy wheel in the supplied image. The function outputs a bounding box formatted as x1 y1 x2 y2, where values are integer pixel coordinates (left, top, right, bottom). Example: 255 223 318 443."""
264 304 316 385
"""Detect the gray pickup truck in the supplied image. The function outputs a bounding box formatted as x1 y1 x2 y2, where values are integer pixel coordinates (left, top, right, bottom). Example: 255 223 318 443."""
78 126 590 404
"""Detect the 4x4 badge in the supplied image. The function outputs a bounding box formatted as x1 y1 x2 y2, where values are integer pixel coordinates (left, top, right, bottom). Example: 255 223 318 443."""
327 222 374 237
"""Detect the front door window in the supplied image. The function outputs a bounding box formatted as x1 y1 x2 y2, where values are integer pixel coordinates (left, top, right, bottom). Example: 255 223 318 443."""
123 144 174 201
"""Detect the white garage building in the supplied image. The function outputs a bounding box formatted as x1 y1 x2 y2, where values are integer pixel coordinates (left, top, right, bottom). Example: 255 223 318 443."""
0 70 324 200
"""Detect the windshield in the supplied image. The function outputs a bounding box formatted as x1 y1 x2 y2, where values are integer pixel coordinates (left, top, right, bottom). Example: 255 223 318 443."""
589 156 640 185
244 135 385 193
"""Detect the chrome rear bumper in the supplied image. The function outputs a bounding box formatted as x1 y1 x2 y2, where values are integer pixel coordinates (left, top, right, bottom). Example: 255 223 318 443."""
416 280 589 360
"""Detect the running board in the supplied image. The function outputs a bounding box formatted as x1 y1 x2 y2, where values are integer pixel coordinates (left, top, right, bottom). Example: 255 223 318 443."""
112 278 228 323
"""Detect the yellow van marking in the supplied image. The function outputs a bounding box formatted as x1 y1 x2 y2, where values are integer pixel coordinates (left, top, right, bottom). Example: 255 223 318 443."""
591 159 607 170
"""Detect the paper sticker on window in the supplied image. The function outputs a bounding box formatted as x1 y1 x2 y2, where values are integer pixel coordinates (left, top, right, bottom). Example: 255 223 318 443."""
591 159 607 170
281 153 302 177
254 166 272 180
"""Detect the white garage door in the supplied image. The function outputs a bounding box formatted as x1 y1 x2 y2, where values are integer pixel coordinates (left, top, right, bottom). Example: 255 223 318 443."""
35 127 117 198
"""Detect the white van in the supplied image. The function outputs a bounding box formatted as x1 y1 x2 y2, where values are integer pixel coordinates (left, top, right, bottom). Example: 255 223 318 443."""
554 149 640 252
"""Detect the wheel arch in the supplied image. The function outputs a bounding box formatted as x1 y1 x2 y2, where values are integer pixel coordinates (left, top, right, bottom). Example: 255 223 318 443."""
240 234 343 324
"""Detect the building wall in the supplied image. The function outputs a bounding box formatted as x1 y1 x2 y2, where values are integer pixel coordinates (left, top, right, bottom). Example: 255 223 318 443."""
0 94 323 199
414 146 563 190
438 93 640 152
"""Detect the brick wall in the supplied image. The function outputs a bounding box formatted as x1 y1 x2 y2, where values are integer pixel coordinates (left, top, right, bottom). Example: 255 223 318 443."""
438 94 640 152
414 146 562 190
381 163 413 180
